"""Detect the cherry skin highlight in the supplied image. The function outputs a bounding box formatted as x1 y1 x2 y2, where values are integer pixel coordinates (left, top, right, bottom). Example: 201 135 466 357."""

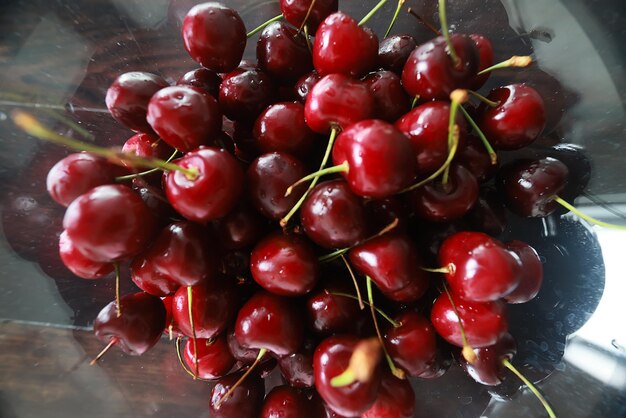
58 230 114 279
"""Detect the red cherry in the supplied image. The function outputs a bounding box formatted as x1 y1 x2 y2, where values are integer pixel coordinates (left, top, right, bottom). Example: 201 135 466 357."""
430 291 508 348
280 0 338 31
361 372 416 418
504 240 543 304
468 34 494 90
162 295 184 338
213 203 266 251
164 146 244 223
63 184 156 262
257 21 313 82
130 254 180 297
176 67 222 98
378 35 417 74
105 71 168 133
58 230 114 279
261 385 312 418
219 67 277 122
209 371 265 418
93 292 166 356
122 133 172 161
363 71 411 123
250 232 319 296
460 333 516 386
183 335 235 380
253 102 316 158
182 3 246 73
306 277 365 336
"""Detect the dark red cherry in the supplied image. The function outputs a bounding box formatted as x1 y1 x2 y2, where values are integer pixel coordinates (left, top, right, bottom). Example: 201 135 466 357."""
93 292 166 356
58 230 114 279
219 67 276 122
293 71 321 104
455 134 498 182
460 333 516 386
250 232 319 296
402 34 479 101
313 336 381 417
257 21 313 82
147 85 222 152
63 184 156 262
105 71 168 133
226 327 265 365
213 203 265 251
468 34 494 90
300 179 369 249
496 157 568 217
278 337 316 388
504 240 543 304
280 0 338 31
122 132 172 161
349 232 430 302
361 372 416 418
378 35 417 74
209 371 265 418
182 3 246 73
172 278 238 340
130 254 180 297
304 73 374 134
261 385 312 418
306 277 364 336
313 12 378 78
439 231 522 302
253 102 316 158
176 67 222 98
363 71 411 123
365 196 409 232
46 153 117 207
410 164 479 222
430 292 508 348
183 334 235 380
332 119 417 198
164 146 244 223
477 84 546 150
395 101 467 177
235 291 304 356
383 310 437 377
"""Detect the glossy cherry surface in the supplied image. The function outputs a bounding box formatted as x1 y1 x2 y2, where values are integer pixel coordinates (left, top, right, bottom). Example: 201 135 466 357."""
182 334 235 380
209 371 265 418
280 0 338 31
261 385 312 418
253 101 316 158
361 372 416 418
130 253 180 297
213 203 265 251
58 230 114 279
257 21 313 82
293 71 321 104
378 35 417 74
460 332 516 386
277 337 316 388
219 67 276 122
363 71 411 123
176 67 222 98
504 240 544 304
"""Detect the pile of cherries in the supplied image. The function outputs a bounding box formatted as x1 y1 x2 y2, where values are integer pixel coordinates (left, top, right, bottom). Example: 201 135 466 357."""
33 0 609 416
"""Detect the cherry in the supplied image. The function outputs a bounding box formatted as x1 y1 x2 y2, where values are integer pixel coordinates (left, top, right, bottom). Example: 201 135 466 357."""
306 277 364 336
257 21 313 82
361 372 416 418
383 310 438 377
219 67 277 122
130 254 180 297
182 334 235 380
378 35 417 75
209 371 265 418
172 278 238 340
503 240 543 304
460 332 516 386
247 152 309 220
213 203 265 251
455 134 498 182
293 71 321 104
147 85 222 152
105 71 168 133
261 385 312 418
122 133 172 162
176 67 222 98
430 291 508 348
182 3 246 73
280 0 338 32
313 336 382 417
253 102 316 158
349 232 430 303
250 232 319 296
93 292 166 357
395 101 467 177
313 12 378 78
63 184 156 262
164 146 244 223
277 337 316 388
162 295 184 339
410 164 479 222
300 179 369 249
46 152 118 207
439 231 522 302
363 71 411 123
477 84 546 150
468 34 494 90
496 157 568 217
58 230 114 279
235 291 304 356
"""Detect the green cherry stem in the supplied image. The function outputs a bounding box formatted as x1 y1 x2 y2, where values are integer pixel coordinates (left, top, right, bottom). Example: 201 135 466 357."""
116 149 179 182
411 95 420 109
329 291 400 327
553 196 626 230
384 0 405 38
477 55 533 75
215 348 268 407
458 105 498 165
330 338 382 387
246 14 283 38
442 89 466 185
420 265 452 274
359 0 387 26
468 90 499 107
187 286 199 379
284 161 349 196
438 0 460 68
442 283 477 364
502 358 557 418
339 254 365 309
114 263 121 318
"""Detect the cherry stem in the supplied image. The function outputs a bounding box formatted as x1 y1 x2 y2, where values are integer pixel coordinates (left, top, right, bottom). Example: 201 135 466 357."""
442 90 466 185
187 286 199 379
420 265 451 274
175 337 212 382
303 24 313 54
246 13 283 38
216 348 268 408
280 126 339 228
468 90 499 107
502 358 557 418
330 338 382 387
411 95 420 109
297 0 316 33
90 337 118 366
329 291 400 327
11 111 199 180
477 55 533 75
458 105 498 165
407 7 441 36
553 196 626 230
442 283 477 364
384 0 405 38
114 263 121 318
168 325 174 341
285 161 349 197
359 0 387 26
340 254 365 309
438 0 460 68
116 149 179 182
366 276 405 379
39 107 94 141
